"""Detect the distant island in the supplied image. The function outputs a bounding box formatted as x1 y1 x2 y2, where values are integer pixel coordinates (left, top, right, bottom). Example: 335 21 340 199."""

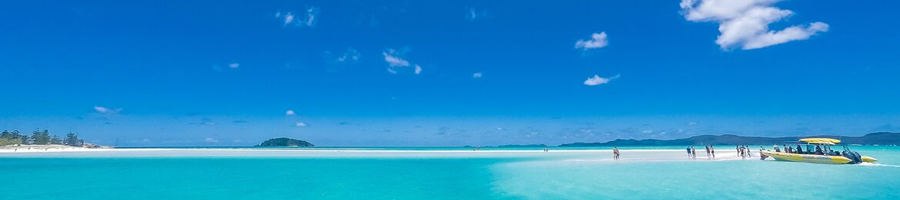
256 138 314 147
497 144 547 148
466 144 547 148
560 132 900 147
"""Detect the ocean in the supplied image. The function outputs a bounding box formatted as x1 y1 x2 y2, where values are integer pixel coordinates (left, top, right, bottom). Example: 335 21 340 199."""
2 146 899 199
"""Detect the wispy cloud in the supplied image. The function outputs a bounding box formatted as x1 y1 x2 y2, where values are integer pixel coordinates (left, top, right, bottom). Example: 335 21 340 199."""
303 7 319 27
204 137 219 143
575 32 609 50
213 63 240 72
284 13 295 25
680 0 829 50
472 72 483 78
285 110 295 116
275 7 320 27
383 49 410 67
335 48 360 63
465 7 490 21
382 48 424 75
583 74 620 86
323 48 361 73
93 106 122 114
295 122 308 127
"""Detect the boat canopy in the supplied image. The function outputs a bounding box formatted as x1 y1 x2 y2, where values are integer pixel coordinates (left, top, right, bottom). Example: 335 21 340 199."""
799 138 841 145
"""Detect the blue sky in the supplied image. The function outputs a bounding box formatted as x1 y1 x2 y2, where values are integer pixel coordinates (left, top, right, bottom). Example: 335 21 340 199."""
1 0 899 146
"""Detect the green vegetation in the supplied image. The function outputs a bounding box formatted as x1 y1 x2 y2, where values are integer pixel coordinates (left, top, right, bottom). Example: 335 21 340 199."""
257 138 314 147
1 129 86 146
65 132 84 147
0 130 27 146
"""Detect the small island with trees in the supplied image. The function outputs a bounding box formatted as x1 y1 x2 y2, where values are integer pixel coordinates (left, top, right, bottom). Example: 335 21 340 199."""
256 138 314 147
1 129 108 152
1 129 97 147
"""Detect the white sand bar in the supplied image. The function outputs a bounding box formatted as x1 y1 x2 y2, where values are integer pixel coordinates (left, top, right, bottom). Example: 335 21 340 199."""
0 147 759 161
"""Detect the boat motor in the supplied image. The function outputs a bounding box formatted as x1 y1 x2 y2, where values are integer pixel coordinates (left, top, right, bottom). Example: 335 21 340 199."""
841 145 863 164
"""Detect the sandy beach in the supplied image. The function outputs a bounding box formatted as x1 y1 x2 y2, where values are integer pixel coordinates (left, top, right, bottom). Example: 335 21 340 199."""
0 145 100 152
0 146 754 161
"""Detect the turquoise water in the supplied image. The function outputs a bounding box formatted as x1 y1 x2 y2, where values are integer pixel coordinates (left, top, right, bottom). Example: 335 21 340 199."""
2 146 900 199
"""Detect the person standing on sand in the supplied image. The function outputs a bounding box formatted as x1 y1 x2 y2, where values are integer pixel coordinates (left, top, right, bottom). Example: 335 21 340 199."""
746 145 752 157
686 146 692 158
705 145 711 158
710 145 715 158
613 146 620 160
690 146 696 159
742 145 748 158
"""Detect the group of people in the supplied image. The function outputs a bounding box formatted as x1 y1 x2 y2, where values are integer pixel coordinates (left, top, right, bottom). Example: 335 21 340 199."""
685 145 716 159
773 144 840 156
736 145 753 158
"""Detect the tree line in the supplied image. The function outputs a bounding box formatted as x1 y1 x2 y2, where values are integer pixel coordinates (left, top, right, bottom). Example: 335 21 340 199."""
0 129 84 146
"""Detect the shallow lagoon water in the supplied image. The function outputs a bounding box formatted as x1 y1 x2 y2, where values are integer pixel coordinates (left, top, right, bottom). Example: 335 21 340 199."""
2 146 899 200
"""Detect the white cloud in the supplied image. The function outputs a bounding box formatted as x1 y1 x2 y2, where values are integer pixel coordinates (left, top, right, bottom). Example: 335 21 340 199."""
680 0 829 50
472 72 483 78
228 63 239 69
276 7 320 27
466 8 489 21
642 130 654 134
295 122 308 127
204 137 219 143
467 8 478 20
285 110 295 116
280 12 295 25
382 49 410 67
93 106 122 114
304 7 320 27
575 32 609 50
688 121 699 126
383 48 427 75
583 74 620 86
335 48 361 63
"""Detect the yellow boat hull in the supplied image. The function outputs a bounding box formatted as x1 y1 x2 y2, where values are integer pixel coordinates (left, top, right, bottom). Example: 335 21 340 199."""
761 150 860 164
862 156 878 163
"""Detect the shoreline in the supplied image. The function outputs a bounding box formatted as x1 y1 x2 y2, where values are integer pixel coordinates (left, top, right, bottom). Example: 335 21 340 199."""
1 147 690 153
0 146 759 161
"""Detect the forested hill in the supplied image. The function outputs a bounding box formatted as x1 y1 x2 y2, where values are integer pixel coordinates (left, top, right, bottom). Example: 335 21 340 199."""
256 138 314 147
559 132 900 147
